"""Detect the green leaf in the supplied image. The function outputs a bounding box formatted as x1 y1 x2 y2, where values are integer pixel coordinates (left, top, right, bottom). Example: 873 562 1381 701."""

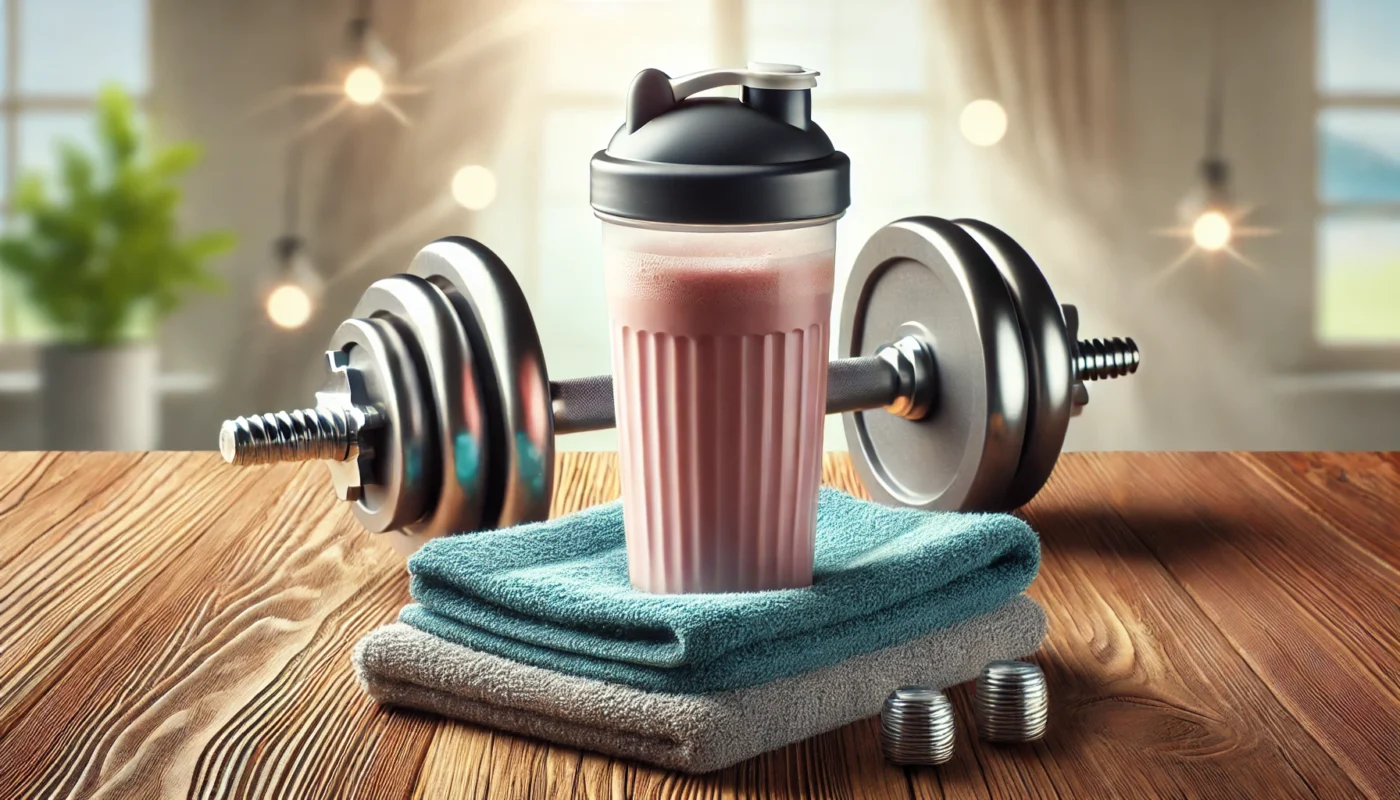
97 84 140 167
0 83 238 345
183 230 238 260
12 173 50 214
57 143 96 200
150 143 203 179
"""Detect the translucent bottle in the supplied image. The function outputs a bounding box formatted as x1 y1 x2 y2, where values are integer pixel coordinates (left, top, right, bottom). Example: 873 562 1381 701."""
590 64 850 593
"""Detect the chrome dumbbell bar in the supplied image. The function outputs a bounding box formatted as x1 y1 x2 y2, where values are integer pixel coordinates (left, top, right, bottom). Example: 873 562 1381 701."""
226 335 940 451
221 217 1138 555
225 332 1133 473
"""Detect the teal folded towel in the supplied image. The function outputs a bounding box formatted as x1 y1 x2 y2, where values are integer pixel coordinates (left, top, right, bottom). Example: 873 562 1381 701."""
400 486 1040 694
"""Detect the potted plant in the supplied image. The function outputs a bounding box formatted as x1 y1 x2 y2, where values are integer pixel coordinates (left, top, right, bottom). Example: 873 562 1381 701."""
0 86 236 450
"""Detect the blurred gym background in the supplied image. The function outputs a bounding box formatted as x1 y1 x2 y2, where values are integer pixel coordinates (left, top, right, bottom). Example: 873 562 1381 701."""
0 0 1395 452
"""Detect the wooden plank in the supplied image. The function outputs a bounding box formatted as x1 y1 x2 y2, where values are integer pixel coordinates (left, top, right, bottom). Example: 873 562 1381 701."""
910 452 1362 799
1239 452 1400 570
1063 452 1399 798
0 452 66 535
864 451 1367 798
0 456 423 799
0 454 306 721
185 567 433 800
0 452 148 565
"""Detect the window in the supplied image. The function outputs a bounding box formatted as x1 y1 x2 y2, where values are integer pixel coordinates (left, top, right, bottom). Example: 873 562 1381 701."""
533 0 950 448
0 0 150 339
1316 0 1400 342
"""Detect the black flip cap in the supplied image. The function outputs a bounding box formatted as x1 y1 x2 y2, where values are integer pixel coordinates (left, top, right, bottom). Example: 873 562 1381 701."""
590 66 851 226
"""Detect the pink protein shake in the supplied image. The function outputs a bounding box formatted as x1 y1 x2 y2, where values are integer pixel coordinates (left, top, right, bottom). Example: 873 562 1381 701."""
603 221 835 593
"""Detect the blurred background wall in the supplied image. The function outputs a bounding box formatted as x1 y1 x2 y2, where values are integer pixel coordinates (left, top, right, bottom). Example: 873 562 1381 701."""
0 0 1394 452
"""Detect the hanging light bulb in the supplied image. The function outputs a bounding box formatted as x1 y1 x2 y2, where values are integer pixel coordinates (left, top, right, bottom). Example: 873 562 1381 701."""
1181 157 1234 252
265 235 323 330
267 282 314 330
264 142 322 331
1152 15 1275 282
250 0 423 136
1191 210 1232 251
343 64 386 106
1158 158 1263 275
339 9 398 106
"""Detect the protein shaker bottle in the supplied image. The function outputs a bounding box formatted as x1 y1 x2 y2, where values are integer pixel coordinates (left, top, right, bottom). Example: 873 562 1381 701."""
590 63 851 593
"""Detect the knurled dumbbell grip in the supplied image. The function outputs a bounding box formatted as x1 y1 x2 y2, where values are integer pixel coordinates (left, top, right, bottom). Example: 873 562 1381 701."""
550 355 899 436
827 355 903 415
549 374 617 435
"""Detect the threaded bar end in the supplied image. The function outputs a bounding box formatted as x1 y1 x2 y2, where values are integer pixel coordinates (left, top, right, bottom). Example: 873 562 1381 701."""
220 407 353 465
1075 338 1140 381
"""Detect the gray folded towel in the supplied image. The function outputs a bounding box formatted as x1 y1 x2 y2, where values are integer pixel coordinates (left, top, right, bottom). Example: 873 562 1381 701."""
353 594 1046 773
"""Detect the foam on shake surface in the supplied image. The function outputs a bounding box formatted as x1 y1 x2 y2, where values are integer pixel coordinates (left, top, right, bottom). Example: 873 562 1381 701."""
602 224 835 333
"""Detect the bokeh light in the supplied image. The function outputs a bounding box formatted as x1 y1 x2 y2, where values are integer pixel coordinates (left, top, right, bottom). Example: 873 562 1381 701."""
960 99 1008 147
266 283 313 329
1192 210 1233 251
344 65 386 105
452 165 498 210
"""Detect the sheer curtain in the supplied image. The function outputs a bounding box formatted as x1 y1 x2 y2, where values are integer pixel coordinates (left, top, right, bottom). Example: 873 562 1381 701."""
938 0 1121 228
931 0 1276 449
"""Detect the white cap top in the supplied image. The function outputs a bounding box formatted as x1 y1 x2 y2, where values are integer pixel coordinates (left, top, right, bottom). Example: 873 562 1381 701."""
669 64 819 100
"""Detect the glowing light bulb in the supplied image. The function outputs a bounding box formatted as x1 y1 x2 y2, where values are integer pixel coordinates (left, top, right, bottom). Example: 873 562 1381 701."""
451 165 498 210
266 283 313 329
960 99 1008 147
1191 210 1232 251
344 65 385 105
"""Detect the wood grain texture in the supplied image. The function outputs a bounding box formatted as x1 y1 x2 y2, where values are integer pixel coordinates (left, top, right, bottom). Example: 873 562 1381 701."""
0 451 1395 799
1054 452 1399 799
1243 452 1400 570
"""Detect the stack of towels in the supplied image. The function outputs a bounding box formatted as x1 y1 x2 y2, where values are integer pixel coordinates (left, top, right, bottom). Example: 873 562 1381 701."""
353 487 1045 773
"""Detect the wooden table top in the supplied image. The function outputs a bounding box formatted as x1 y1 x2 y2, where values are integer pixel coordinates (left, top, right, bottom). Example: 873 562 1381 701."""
0 451 1396 798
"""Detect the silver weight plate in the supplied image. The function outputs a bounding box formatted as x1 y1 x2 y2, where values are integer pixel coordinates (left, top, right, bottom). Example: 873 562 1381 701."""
354 274 490 545
409 237 554 530
955 219 1073 510
840 217 1029 512
327 316 436 534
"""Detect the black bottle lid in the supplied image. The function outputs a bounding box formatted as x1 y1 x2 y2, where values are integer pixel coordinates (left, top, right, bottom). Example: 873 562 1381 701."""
589 63 851 226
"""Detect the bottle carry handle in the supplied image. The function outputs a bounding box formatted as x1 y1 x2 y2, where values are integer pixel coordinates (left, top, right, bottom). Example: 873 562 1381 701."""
626 63 819 132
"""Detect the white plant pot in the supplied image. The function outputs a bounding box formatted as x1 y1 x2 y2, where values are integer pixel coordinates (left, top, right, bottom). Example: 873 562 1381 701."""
41 343 159 451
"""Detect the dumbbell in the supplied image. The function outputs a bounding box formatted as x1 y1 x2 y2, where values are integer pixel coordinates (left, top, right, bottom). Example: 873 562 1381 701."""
220 216 1138 555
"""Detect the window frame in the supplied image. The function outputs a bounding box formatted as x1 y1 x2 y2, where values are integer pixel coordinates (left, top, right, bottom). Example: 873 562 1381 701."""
1310 0 1400 365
